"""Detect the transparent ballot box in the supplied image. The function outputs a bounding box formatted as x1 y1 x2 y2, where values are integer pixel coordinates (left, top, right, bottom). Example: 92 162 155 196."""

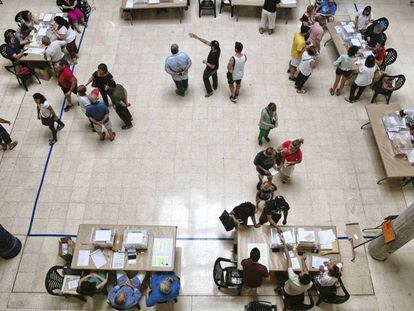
270 227 296 250
91 227 115 248
123 228 149 250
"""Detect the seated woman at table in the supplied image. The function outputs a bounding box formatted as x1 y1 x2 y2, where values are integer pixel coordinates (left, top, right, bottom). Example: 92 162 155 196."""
15 24 33 46
20 10 39 30
355 5 373 34
316 0 336 24
56 0 85 33
145 273 180 307
330 45 359 96
316 261 342 289
52 16 78 64
77 272 108 296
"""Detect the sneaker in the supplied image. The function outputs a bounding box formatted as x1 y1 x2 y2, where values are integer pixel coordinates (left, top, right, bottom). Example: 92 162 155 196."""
1 143 7 151
264 137 270 142
49 138 57 145
329 88 334 96
175 90 185 97
121 125 133 130
64 104 73 112
259 28 265 34
8 141 18 150
230 96 237 103
288 76 296 81
213 85 218 90
296 89 306 94
268 29 274 35
258 140 263 146
205 91 213 98
344 97 354 103
57 123 65 131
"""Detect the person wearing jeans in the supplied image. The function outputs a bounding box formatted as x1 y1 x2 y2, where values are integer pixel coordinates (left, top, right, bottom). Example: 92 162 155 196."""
189 33 221 97
345 55 376 103
165 44 192 96
33 93 65 145
0 118 18 151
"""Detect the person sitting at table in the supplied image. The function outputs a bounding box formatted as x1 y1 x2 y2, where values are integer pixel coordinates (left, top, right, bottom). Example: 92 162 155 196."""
108 271 145 310
400 109 414 128
42 36 67 69
355 5 373 34
20 10 39 30
256 181 277 210
365 23 385 48
330 45 359 96
316 0 337 24
52 16 78 64
277 240 313 306
56 0 85 33
229 202 261 229
259 196 290 230
15 24 33 46
241 248 269 289
145 273 180 307
315 261 342 288
77 272 108 296
4 36 26 61
373 41 386 67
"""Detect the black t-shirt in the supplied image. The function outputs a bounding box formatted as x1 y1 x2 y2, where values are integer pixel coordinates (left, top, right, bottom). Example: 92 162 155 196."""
263 0 278 13
254 151 275 170
92 71 113 90
301 13 309 24
231 203 255 225
206 48 220 70
260 196 290 223
367 32 385 47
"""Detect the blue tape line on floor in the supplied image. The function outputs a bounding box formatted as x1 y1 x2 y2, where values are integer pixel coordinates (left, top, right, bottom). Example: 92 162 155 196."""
26 16 90 237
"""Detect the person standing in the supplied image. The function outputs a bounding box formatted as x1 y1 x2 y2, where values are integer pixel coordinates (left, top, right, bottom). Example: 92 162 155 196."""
85 101 116 141
295 46 317 94
229 202 261 229
258 102 277 146
288 26 309 81
309 16 324 52
259 0 279 35
227 42 247 103
106 80 133 130
241 248 269 289
55 59 78 111
345 55 376 103
279 138 304 183
0 118 18 151
33 93 65 145
165 44 192 97
52 16 78 64
42 36 66 68
258 195 290 228
254 147 278 183
188 33 221 97
85 63 114 106
330 45 358 96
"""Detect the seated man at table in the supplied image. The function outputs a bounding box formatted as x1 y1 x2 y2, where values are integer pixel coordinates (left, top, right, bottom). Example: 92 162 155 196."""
277 240 313 305
108 271 145 310
259 196 290 229
241 248 269 289
315 261 342 288
146 273 180 307
229 202 261 229
365 23 386 48
316 0 336 24
5 35 26 61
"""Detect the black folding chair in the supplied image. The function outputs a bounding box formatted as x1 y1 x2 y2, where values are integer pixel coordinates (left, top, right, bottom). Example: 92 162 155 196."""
379 48 397 71
371 74 405 104
219 0 233 17
314 278 350 306
45 265 86 302
199 0 217 18
280 287 314 311
245 301 277 310
213 257 243 295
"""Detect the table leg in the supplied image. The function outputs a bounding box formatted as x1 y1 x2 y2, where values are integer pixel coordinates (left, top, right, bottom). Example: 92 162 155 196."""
377 177 388 185
360 121 370 129
236 6 239 21
179 8 183 23
186 0 189 10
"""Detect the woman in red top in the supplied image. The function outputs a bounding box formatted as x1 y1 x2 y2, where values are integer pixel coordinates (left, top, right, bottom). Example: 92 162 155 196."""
55 60 78 111
279 138 304 183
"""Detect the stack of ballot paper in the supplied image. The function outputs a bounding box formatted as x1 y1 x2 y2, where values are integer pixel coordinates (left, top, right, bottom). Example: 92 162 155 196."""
318 229 337 250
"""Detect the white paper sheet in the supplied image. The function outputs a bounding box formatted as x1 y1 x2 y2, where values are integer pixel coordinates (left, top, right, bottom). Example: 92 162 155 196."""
268 167 277 176
126 0 134 8
56 13 64 17
291 257 300 269
362 50 374 58
318 229 337 245
312 256 330 269
126 232 144 244
37 27 48 37
26 48 45 55
343 24 355 33
350 38 362 47
77 250 90 266
248 243 269 269
148 0 160 3
281 0 296 4
112 252 125 269
90 249 107 268
282 231 295 244
288 250 295 258
95 229 112 242
68 280 78 290
43 13 53 22
297 229 316 242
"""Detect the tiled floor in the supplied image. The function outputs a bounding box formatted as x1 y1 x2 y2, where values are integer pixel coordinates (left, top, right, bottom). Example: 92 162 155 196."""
0 0 414 310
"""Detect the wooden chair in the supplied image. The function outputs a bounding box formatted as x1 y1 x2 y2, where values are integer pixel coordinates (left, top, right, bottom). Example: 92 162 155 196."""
371 74 405 104
379 48 397 71
219 0 233 17
199 0 216 18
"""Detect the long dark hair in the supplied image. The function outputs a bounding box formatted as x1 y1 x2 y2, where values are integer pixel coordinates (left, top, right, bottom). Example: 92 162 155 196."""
362 6 371 16
54 16 70 29
33 93 47 103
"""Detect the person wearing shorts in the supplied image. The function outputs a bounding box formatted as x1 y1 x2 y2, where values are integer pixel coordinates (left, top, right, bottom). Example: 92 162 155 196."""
289 25 309 81
227 42 247 103
55 60 78 111
330 45 358 96
85 102 116 141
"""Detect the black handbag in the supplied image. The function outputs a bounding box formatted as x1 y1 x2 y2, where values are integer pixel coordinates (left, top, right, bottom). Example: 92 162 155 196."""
219 210 235 231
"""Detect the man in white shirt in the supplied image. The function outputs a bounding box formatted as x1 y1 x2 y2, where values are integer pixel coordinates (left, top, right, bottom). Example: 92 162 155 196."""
42 36 66 66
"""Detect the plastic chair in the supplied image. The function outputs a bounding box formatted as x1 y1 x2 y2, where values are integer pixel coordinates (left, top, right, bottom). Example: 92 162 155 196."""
280 287 314 311
45 265 86 302
371 74 405 104
366 17 389 34
379 48 397 71
219 0 233 17
245 301 277 310
199 0 216 18
4 29 16 40
314 277 350 306
0 44 41 91
213 257 243 294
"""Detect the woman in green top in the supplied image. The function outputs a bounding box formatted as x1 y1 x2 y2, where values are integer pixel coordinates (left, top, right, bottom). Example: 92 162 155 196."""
77 272 108 296
258 102 278 146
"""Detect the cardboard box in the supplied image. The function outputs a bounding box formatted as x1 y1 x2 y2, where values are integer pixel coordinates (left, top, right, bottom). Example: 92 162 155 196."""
59 238 75 262
34 67 51 81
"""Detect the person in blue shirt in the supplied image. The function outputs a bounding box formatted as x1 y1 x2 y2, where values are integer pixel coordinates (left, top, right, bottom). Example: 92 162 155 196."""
146 273 180 307
108 272 145 310
85 101 116 141
165 44 192 97
316 0 336 24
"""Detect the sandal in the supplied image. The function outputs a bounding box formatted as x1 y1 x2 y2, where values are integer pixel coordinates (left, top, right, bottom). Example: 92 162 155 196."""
109 132 116 141
8 141 18 150
64 105 73 112
49 139 57 145
296 89 307 94
1 143 7 151
100 132 106 141
329 88 334 96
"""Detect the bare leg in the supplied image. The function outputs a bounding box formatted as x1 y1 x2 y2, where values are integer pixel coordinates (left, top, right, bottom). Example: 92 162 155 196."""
338 76 348 94
108 128 116 141
235 84 241 97
229 84 235 97
73 22 82 33
331 75 341 93
289 65 297 79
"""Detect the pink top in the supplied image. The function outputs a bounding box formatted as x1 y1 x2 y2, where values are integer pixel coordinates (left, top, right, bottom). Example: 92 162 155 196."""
310 23 324 44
